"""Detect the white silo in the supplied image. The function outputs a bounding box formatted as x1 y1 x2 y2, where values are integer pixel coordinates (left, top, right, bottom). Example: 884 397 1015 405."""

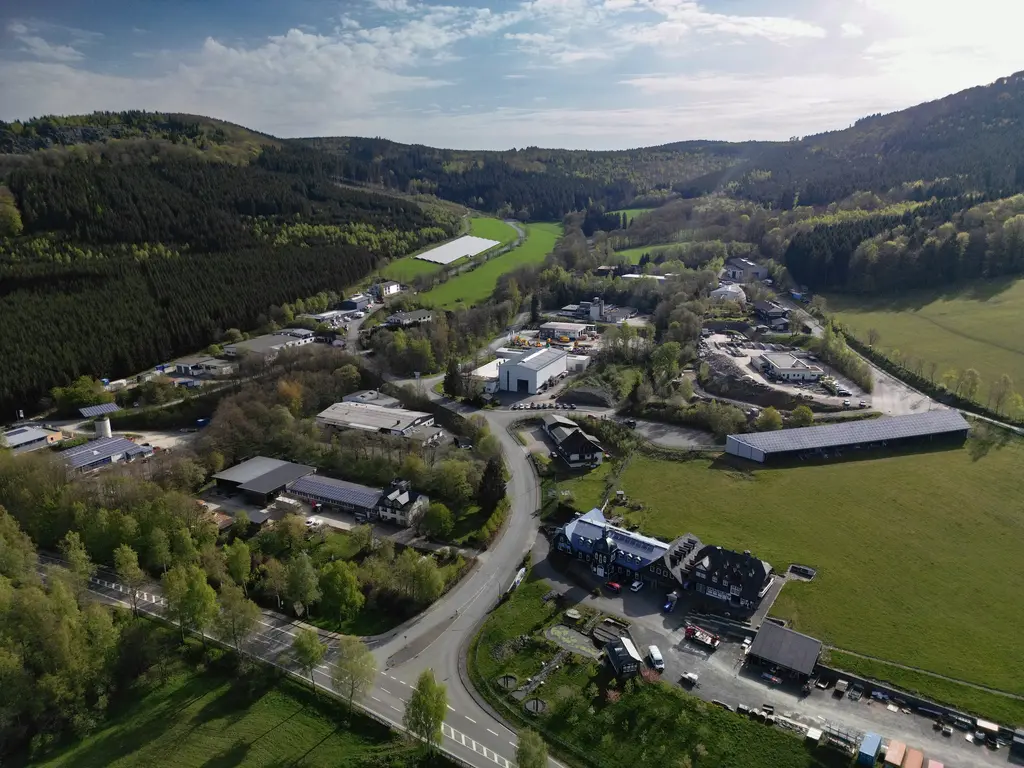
96 417 113 439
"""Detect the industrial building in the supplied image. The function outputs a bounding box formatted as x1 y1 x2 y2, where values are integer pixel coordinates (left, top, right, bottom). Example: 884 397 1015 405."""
758 352 824 382
172 355 237 377
342 389 402 408
274 327 315 340
538 321 595 341
560 297 637 324
341 293 371 311
386 309 434 327
315 401 434 436
753 300 790 331
497 347 568 394
724 257 769 282
3 425 63 453
212 456 315 504
725 411 971 464
299 309 349 327
746 621 822 680
61 436 153 473
223 333 312 360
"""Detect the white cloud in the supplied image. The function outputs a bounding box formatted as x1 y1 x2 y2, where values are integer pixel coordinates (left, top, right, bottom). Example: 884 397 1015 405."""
6 19 92 62
503 73 528 79
840 23 864 38
17 35 84 62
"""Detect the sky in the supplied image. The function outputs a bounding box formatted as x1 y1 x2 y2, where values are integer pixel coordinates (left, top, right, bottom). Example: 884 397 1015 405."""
1 0 1023 150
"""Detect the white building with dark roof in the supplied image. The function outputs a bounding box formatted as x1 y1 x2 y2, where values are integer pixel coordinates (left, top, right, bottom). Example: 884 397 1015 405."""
497 347 568 394
3 426 63 453
315 401 434 436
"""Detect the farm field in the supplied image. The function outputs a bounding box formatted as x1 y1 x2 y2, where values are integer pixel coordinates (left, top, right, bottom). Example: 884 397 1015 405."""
380 216 518 282
29 655 432 768
615 434 1024 697
828 277 1024 391
419 222 561 309
470 579 849 768
609 207 655 224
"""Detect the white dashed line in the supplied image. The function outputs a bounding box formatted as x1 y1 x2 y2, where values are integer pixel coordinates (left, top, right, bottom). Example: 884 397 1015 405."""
389 705 401 712
487 728 499 736
398 680 408 685
447 704 455 712
381 687 391 695
509 741 516 747
371 696 381 703
465 716 476 724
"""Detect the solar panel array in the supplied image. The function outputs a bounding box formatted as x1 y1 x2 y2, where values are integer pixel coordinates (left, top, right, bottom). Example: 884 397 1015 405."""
79 402 121 418
287 475 382 509
62 437 138 469
729 410 970 455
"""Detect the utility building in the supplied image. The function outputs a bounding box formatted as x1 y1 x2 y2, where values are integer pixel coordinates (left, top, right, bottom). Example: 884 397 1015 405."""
316 402 434 436
497 348 568 394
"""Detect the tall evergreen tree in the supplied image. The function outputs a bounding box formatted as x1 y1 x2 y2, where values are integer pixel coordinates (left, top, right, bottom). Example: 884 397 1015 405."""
476 456 506 512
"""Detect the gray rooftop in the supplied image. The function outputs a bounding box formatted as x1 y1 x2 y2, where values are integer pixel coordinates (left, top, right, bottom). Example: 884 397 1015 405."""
728 410 970 455
214 457 294 485
287 475 382 509
61 436 138 470
227 334 289 355
516 348 567 371
748 621 822 676
238 463 314 495
342 389 402 408
3 426 58 449
541 413 576 429
316 402 432 432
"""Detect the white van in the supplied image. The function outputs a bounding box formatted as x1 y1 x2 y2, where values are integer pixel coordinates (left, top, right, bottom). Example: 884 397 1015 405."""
648 645 665 671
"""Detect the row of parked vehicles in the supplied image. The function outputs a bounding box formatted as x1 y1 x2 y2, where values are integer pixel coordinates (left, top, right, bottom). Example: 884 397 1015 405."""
510 402 576 410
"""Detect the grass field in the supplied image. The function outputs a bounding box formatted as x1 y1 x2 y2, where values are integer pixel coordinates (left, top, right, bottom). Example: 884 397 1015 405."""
380 217 519 282
419 222 561 309
471 579 849 768
615 433 1024 697
828 278 1024 392
556 462 613 510
614 244 675 264
30 653 431 768
609 207 654 224
469 216 519 244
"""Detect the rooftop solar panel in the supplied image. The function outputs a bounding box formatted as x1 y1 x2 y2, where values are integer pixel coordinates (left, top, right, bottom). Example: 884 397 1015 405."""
287 475 382 509
79 402 121 418
728 410 969 455
61 436 137 469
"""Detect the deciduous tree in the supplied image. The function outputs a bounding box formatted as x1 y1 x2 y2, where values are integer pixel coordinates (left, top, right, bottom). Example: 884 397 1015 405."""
58 530 95 600
756 406 783 431
404 668 447 750
516 729 548 768
215 582 262 659
291 627 326 692
790 405 814 427
319 560 363 624
113 543 146 617
332 635 377 711
224 539 251 595
286 552 321 617
421 502 455 540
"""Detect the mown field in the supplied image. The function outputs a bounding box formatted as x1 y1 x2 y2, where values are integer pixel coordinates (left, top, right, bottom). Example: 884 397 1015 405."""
419 222 561 309
380 217 518 282
609 207 654 224
614 243 675 264
29 654 436 768
828 278 1024 392
470 579 849 768
615 432 1024 698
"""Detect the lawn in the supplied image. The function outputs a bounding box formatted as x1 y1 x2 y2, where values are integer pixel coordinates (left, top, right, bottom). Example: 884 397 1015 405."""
828 277 1024 392
380 255 443 282
470 578 849 768
615 433 1024 697
419 222 562 310
609 208 654 224
29 653 433 768
557 462 614 511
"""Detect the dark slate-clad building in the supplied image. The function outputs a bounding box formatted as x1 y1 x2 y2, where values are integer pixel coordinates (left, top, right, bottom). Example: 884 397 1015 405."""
605 637 643 678
746 621 822 680
554 508 774 617
212 457 315 505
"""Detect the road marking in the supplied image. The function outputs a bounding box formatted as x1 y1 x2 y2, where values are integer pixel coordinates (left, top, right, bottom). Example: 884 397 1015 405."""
398 679 407 686
509 741 516 747
389 704 401 712
447 704 455 712
381 687 391 695
371 696 381 703
487 728 499 736
465 716 476 724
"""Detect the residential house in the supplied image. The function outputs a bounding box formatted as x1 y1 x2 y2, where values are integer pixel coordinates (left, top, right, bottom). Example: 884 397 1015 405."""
386 309 434 327
372 281 402 299
709 284 747 304
376 479 429 527
689 545 773 614
541 414 604 468
724 258 769 282
754 300 790 331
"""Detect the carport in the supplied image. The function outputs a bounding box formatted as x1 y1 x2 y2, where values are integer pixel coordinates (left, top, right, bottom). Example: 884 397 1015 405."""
746 621 821 680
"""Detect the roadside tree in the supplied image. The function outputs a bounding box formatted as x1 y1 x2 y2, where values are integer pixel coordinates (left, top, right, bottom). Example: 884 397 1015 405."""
516 729 548 768
332 635 377 711
404 668 447 750
291 627 326 692
286 552 321 617
319 560 364 624
215 582 262 659
113 543 146 617
756 407 783 431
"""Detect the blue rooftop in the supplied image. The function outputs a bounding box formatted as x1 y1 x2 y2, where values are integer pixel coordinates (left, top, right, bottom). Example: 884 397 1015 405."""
61 437 139 470
79 402 121 418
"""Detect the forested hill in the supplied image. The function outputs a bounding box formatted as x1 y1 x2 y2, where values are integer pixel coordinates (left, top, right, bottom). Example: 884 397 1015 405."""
0 117 457 415
292 137 745 220
680 71 1024 207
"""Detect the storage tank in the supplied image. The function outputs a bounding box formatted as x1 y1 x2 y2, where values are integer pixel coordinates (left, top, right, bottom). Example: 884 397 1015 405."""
96 417 112 439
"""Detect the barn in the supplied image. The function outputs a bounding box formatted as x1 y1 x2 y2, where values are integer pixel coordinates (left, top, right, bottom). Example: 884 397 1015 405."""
725 411 970 464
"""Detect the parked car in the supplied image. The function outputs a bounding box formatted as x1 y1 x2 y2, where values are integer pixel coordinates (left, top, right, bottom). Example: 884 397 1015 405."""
604 581 622 593
648 645 665 671
680 672 699 687
630 581 644 592
842 399 851 407
858 400 867 408
761 672 783 685
624 419 637 428
568 403 577 410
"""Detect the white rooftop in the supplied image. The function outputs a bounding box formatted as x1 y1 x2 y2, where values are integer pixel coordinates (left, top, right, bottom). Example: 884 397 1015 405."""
470 358 508 380
415 235 501 265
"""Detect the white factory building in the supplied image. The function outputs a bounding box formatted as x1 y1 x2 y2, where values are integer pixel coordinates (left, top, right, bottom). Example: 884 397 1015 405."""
315 401 434 436
538 322 595 341
497 347 568 394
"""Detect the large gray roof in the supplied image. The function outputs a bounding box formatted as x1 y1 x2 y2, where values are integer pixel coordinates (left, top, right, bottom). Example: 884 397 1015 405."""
214 457 293 485
748 621 821 676
79 402 121 418
287 475 382 509
728 410 969 455
61 437 137 469
238 463 314 495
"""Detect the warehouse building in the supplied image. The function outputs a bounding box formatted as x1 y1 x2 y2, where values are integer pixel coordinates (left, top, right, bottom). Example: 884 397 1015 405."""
172 355 237 377
497 347 568 394
212 456 315 504
223 333 312 360
538 321 595 341
3 425 63 453
725 411 971 464
746 621 822 681
61 436 153 473
316 401 434 436
342 389 402 408
386 309 434 327
285 476 428 528
758 352 823 382
341 293 371 311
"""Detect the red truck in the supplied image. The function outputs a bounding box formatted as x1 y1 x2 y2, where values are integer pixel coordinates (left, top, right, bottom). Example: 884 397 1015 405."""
685 624 721 650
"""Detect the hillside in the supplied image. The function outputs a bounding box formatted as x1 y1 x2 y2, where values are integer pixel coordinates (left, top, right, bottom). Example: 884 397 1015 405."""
0 113 457 415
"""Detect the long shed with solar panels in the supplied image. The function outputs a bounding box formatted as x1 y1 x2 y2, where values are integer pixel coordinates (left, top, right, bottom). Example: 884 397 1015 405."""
725 411 970 464
285 475 383 517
